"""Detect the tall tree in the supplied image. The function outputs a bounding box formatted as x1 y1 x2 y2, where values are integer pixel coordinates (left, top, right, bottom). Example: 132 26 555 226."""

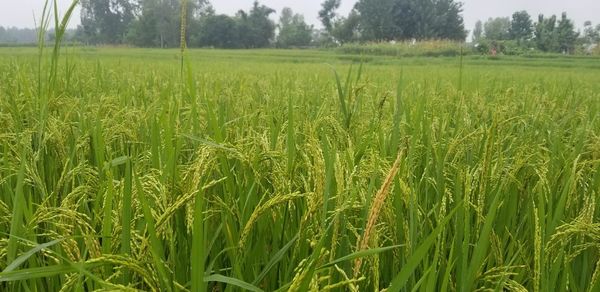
355 0 397 41
318 0 341 34
392 0 435 39
332 9 361 43
556 12 579 53
237 1 276 48
193 14 239 48
188 0 213 18
188 0 215 45
583 21 600 44
483 17 510 40
509 11 533 44
155 0 180 48
127 0 210 48
80 0 136 44
126 0 159 47
277 8 313 48
356 0 466 41
534 14 558 52
125 0 180 47
430 0 467 41
473 20 483 42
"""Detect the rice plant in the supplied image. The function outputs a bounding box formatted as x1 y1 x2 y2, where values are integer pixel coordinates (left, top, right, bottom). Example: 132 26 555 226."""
0 1 599 292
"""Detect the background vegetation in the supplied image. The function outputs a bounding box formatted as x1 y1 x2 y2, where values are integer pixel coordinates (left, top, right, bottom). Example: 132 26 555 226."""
2 0 599 55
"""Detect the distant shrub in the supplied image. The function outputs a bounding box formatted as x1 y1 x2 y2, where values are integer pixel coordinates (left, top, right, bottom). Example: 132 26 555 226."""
474 42 489 55
0 42 83 48
336 40 466 58
473 40 533 56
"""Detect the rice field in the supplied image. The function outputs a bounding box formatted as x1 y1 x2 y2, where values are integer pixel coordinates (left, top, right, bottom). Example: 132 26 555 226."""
1 44 600 292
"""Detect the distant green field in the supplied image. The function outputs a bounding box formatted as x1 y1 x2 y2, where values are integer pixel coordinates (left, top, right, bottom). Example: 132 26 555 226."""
1 47 599 291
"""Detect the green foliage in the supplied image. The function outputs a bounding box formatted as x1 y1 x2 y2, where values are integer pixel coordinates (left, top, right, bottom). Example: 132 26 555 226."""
355 0 467 41
80 0 135 44
0 27 40 44
473 20 483 42
355 0 398 41
474 10 580 55
276 8 313 48
316 0 467 43
191 14 240 48
509 11 533 44
557 12 579 54
126 0 184 48
483 17 511 40
331 10 361 44
475 39 532 56
236 1 276 48
535 14 559 52
473 11 584 55
430 0 468 41
582 21 600 45
126 0 277 49
318 0 341 34
337 40 466 57
533 13 579 54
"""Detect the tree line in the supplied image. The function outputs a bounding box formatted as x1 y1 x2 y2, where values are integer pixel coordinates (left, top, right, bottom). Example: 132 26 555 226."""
75 0 467 48
0 26 80 45
0 27 39 43
1 0 599 54
318 0 467 44
473 11 600 54
77 0 311 48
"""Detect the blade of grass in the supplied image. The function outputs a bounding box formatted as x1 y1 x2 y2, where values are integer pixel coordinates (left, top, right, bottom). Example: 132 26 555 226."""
7 147 27 264
329 66 349 128
253 234 299 285
388 201 463 290
0 263 100 282
318 245 403 270
463 189 503 291
3 238 63 273
204 274 263 292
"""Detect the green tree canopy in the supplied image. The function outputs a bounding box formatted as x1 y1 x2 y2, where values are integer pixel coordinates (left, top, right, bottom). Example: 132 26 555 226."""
534 14 558 52
509 11 533 44
237 1 276 48
355 0 397 41
318 0 341 34
533 13 578 53
583 21 600 44
483 17 510 40
80 0 136 44
192 14 239 48
354 0 466 41
473 20 483 42
331 9 361 44
277 7 313 48
556 12 579 53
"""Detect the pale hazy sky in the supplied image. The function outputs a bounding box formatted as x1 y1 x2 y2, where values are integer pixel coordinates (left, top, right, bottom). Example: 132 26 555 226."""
1 0 599 33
